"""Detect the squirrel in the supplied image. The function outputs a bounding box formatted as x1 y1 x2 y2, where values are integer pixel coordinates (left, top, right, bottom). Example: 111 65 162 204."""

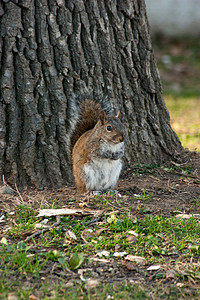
72 99 125 194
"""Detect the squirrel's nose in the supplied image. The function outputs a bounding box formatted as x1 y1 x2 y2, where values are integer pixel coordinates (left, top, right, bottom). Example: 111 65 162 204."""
113 133 124 143
118 134 124 143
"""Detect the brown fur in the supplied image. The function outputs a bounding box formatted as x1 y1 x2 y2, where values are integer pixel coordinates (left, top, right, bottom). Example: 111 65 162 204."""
72 100 102 148
72 100 124 193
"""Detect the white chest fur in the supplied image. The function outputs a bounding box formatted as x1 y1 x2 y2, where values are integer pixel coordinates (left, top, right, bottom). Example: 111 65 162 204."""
101 140 124 154
83 142 124 191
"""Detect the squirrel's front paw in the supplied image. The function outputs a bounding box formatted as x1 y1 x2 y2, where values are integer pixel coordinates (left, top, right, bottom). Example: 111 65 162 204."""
112 151 124 160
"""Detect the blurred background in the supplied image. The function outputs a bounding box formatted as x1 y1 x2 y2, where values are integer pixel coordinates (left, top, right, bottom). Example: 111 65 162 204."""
146 0 200 152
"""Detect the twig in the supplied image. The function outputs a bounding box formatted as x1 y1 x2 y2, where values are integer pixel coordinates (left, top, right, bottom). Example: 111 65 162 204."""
149 175 161 181
15 183 24 203
163 161 200 181
82 216 102 226
149 269 162 280
51 262 57 274
151 209 161 215
173 171 200 180
81 231 89 244
2 175 6 185
25 216 61 241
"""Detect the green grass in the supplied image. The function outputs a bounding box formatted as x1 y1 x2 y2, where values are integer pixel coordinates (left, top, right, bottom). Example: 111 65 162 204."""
135 215 200 257
1 36 200 299
152 36 200 152
132 164 159 175
165 95 200 151
1 203 200 299
0 279 150 300
153 36 200 97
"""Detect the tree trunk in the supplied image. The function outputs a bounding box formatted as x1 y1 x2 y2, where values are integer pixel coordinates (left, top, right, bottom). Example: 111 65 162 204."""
0 0 183 188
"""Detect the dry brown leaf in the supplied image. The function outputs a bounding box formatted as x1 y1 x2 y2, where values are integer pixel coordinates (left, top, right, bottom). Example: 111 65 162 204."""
64 230 78 245
29 295 39 300
65 230 77 240
176 213 200 220
176 282 185 287
81 227 107 243
85 278 100 290
91 257 110 263
166 269 176 279
81 228 94 243
125 255 146 265
93 227 107 237
8 294 18 300
126 235 138 243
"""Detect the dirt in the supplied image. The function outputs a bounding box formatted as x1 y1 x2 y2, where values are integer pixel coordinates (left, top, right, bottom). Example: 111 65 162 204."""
0 151 200 297
1 151 199 213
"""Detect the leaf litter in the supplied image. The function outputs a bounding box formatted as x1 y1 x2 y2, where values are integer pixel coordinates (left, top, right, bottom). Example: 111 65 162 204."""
0 151 200 298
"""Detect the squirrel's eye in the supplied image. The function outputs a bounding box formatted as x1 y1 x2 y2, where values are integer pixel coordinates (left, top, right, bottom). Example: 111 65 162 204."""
107 125 112 132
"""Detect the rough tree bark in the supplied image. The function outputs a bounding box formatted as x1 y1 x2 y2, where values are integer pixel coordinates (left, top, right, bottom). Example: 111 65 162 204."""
0 0 183 188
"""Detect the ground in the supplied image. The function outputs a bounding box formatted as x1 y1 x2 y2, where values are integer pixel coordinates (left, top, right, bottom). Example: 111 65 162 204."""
0 37 200 299
0 151 200 299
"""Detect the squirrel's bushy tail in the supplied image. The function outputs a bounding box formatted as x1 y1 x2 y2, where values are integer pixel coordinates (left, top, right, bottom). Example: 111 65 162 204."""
72 99 102 147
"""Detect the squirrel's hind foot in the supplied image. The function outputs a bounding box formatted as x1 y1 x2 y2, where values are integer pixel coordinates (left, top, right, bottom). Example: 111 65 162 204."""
90 189 119 196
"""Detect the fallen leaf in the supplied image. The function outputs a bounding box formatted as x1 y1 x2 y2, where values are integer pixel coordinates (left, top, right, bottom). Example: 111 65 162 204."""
36 208 102 217
29 295 39 300
64 230 77 245
91 257 110 263
114 244 120 252
81 229 93 243
65 230 77 240
166 269 176 279
127 230 138 237
106 295 114 300
94 227 107 237
147 265 161 271
42 218 49 224
176 282 185 287
176 214 192 219
1 237 8 245
26 254 35 258
176 213 200 220
81 228 107 243
113 251 127 257
126 235 138 243
34 223 48 229
0 215 5 223
77 269 86 281
7 294 18 300
85 278 100 290
65 280 74 287
97 250 110 257
125 255 146 265
69 253 85 270
8 211 15 215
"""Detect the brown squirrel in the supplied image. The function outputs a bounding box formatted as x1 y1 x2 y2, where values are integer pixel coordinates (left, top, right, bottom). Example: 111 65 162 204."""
72 100 125 193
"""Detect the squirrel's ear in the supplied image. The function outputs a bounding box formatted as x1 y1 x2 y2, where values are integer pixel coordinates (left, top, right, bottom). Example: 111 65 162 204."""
99 110 106 124
116 110 120 118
